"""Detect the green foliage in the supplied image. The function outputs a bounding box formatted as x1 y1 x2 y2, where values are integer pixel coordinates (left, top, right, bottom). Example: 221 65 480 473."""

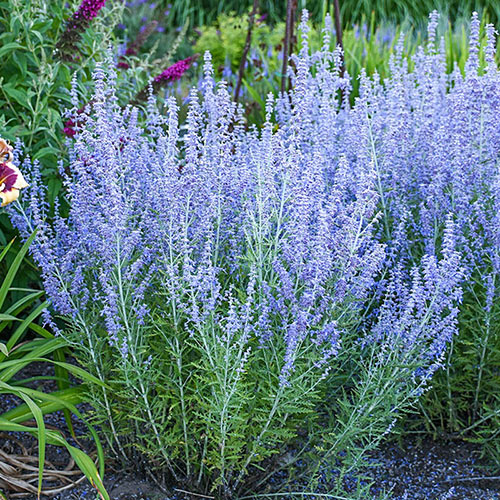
194 12 285 73
0 0 125 308
0 0 123 178
417 275 500 464
0 232 109 498
77 278 434 498
334 0 500 28
195 12 499 124
118 1 192 61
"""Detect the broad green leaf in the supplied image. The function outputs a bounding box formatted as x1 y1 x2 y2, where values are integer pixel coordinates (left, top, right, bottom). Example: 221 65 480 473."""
2 84 31 110
0 42 23 58
34 146 58 160
12 51 27 78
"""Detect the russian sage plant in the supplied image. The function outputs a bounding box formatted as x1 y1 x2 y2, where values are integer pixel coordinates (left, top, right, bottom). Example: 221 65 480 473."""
334 11 500 455
11 12 466 498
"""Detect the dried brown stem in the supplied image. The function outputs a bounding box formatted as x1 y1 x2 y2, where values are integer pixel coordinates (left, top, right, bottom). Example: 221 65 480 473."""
281 0 294 94
333 0 345 78
234 0 260 104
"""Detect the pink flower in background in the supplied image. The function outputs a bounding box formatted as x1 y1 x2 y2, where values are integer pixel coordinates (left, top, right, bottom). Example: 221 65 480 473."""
56 0 107 60
153 57 195 84
72 0 106 22
132 55 198 104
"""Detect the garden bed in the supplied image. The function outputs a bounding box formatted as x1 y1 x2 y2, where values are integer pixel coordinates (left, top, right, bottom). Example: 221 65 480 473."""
2 365 499 500
3 430 500 500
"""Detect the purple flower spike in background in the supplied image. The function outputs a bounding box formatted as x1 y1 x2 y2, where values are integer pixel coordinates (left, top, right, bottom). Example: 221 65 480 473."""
153 56 196 83
118 21 158 68
133 55 197 103
55 0 107 61
73 0 106 21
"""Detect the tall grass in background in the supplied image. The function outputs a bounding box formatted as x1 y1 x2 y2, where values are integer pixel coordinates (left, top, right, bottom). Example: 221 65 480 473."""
143 0 500 31
189 10 498 124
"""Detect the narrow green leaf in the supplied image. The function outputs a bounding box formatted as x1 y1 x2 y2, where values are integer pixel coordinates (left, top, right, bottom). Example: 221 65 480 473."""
0 290 45 336
28 322 55 339
0 313 19 322
53 348 75 436
0 238 14 263
49 360 109 388
0 337 66 380
0 383 46 496
2 300 49 358
0 417 110 500
0 387 84 423
0 231 36 311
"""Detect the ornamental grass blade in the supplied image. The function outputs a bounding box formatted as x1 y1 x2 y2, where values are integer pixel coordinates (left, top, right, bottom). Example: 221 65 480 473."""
0 386 84 422
0 418 109 500
0 382 106 479
0 231 36 312
2 300 49 356
0 337 67 381
27 322 54 339
52 347 75 436
0 290 45 336
0 382 46 498
0 238 13 263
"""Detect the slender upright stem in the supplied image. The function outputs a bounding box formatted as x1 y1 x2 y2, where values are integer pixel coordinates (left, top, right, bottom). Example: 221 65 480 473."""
287 0 298 91
281 0 294 94
234 0 259 103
